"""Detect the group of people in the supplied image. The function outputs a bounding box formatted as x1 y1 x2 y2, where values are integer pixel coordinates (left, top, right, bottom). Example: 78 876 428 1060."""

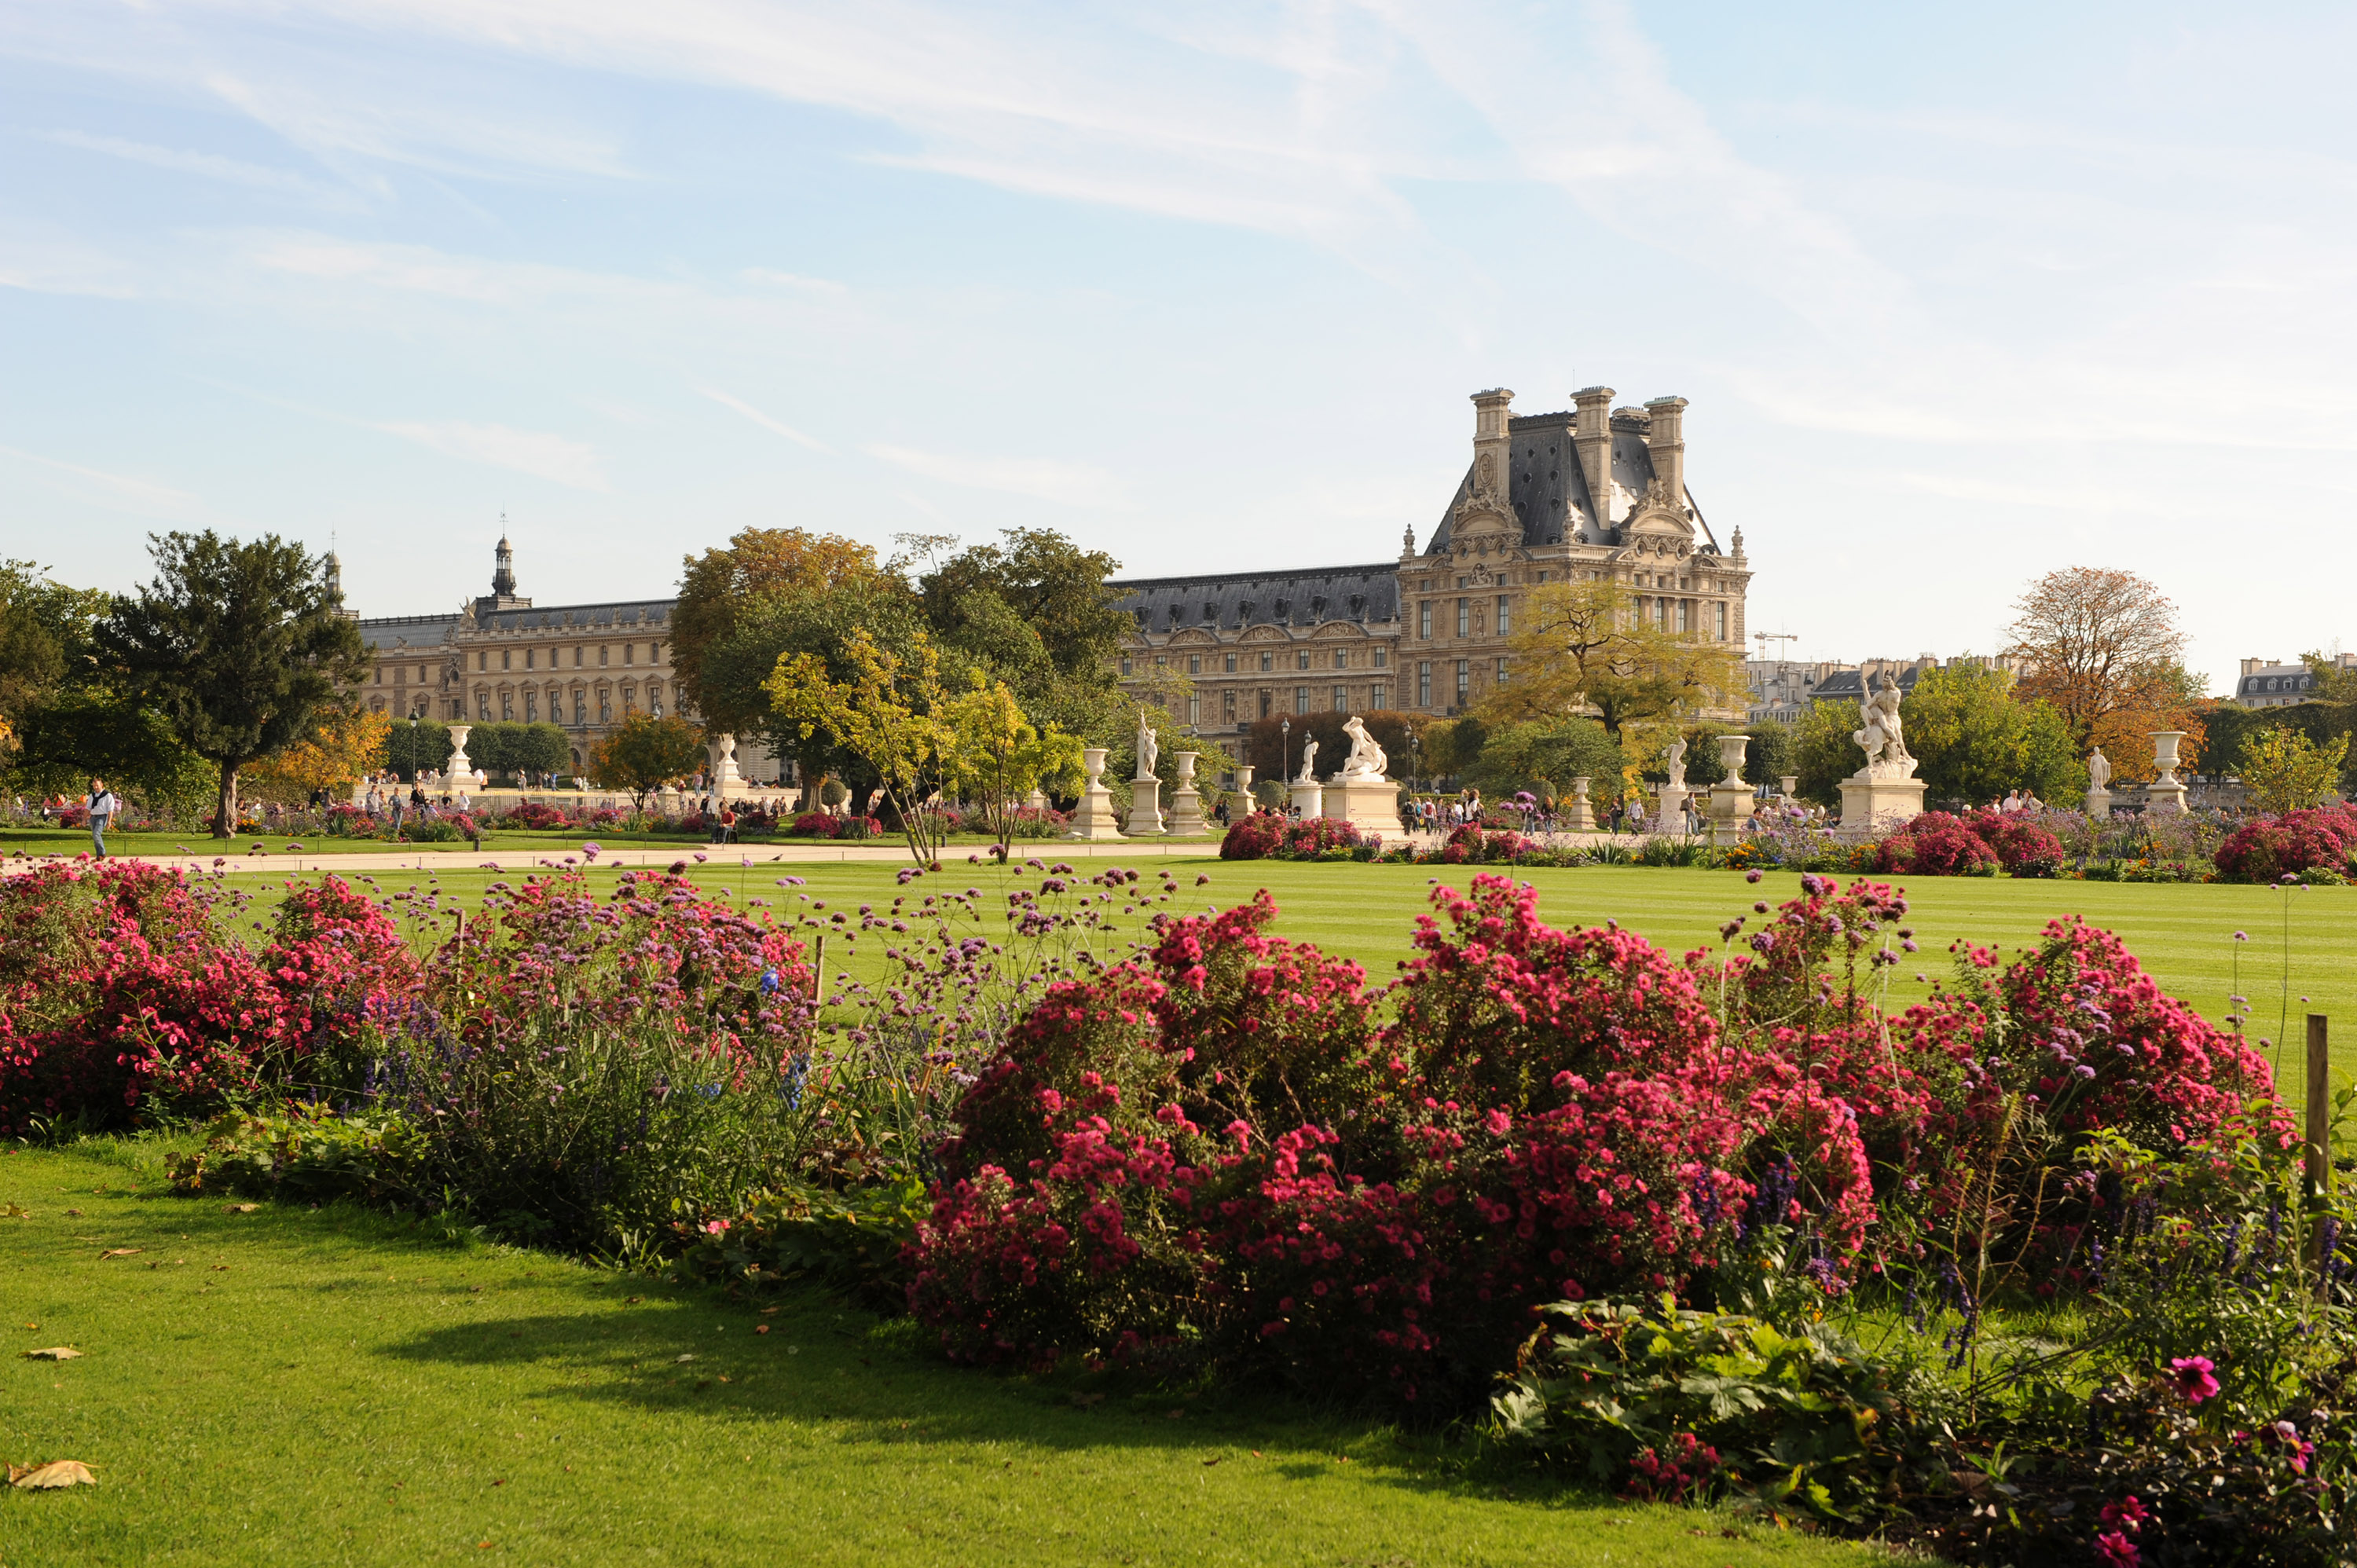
1990 789 2047 813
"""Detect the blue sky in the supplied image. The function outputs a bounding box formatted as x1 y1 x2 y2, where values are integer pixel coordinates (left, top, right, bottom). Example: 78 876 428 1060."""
4 2 2354 694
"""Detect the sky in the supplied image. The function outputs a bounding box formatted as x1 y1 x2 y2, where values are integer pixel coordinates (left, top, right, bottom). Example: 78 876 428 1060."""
4 1 2355 695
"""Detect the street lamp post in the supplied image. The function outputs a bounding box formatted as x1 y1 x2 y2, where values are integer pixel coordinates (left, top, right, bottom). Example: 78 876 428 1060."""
1280 717 1291 793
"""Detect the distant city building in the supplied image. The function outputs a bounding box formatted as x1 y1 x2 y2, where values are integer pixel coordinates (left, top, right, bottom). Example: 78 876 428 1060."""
1109 384 1754 729
1745 654 2022 723
343 537 782 781
2236 654 2355 707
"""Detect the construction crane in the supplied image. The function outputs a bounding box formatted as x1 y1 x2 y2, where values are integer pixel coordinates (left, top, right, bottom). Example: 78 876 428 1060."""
1752 631 1797 663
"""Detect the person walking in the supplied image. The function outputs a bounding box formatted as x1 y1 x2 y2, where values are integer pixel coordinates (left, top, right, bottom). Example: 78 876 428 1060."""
86 777 117 859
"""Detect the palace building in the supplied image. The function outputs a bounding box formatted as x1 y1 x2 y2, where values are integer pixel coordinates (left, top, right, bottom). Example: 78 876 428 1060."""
1109 385 1751 731
347 537 779 780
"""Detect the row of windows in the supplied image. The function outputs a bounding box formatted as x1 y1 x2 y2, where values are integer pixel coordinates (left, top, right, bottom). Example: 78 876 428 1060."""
1416 596 1516 639
371 641 665 683
471 683 663 725
1123 647 1391 677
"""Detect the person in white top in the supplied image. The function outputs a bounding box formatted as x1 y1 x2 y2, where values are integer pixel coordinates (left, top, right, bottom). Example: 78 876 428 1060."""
86 777 118 859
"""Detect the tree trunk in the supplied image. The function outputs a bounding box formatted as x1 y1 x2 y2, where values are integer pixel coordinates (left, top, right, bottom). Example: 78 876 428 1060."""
214 760 239 838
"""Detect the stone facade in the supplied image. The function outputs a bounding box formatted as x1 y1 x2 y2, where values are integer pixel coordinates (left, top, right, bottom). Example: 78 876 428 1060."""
2236 654 2355 708
1110 385 1752 729
346 537 779 781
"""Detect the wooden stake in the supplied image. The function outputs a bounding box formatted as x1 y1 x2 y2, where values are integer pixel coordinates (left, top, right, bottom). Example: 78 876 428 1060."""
811 932 826 1006
2308 1014 2332 1205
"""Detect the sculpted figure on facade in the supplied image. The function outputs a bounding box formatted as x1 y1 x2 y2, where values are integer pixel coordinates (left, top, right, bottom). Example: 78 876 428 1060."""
1337 715 1387 779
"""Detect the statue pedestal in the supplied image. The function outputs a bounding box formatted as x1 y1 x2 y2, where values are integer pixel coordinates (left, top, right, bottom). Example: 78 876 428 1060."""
1564 776 1596 831
2085 786 2113 819
1065 747 1125 841
2144 781 2188 816
1125 777 1166 837
1706 781 1756 827
1288 780 1324 819
1323 774 1404 838
1655 783 1694 832
1836 765 1926 842
1166 753 1206 835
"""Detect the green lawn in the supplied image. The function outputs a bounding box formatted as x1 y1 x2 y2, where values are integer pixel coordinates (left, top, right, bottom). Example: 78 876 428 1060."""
0 1141 1882 1567
192 856 2357 1101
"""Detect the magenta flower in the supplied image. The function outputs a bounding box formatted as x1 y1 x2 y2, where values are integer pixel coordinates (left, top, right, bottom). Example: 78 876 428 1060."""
581 842 602 859
2101 1494 2150 1530
2169 1355 2220 1404
2093 1530 2139 1568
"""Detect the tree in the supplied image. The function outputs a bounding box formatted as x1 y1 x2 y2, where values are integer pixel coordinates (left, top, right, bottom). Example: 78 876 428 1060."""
1469 717 1625 801
245 705 393 801
1900 661 2082 807
672 527 890 732
1794 701 1862 807
2238 727 2349 815
1742 720 1798 789
767 627 959 866
2006 567 2203 770
917 528 1127 682
92 532 369 837
589 714 708 808
383 719 454 782
1479 577 1743 737
461 721 570 784
940 675 1084 844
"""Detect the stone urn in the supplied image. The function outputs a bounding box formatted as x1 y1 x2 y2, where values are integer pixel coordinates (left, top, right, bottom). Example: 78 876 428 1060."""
2147 731 2190 815
1706 735 1755 826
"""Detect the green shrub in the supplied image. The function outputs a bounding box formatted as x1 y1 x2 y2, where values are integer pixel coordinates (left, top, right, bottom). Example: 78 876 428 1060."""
674 1175 928 1310
166 1105 431 1208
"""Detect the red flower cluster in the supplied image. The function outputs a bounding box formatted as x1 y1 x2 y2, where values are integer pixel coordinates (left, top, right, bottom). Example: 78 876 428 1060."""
2213 807 2357 881
1217 814 1367 861
1427 822 1534 864
0 863 415 1135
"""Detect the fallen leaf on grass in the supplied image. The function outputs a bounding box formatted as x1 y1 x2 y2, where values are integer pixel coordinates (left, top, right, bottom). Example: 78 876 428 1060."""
9 1460 97 1489
1 1203 30 1218
758 1306 779 1316
754 1324 770 1335
63 1208 81 1217
21 1347 81 1361
99 1248 143 1260
674 1354 696 1364
624 1296 643 1305
1202 1456 1222 1467
222 1203 259 1214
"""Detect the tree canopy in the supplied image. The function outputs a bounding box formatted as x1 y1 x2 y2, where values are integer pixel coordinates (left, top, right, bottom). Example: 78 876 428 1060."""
1477 577 1743 737
93 532 370 835
2006 566 2203 770
1900 661 2082 806
590 714 708 806
672 527 888 733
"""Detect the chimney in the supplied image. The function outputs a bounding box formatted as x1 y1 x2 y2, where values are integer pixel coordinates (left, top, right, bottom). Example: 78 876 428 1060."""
1468 388 1514 503
1643 395 1688 507
1572 385 1615 530
2240 657 2264 678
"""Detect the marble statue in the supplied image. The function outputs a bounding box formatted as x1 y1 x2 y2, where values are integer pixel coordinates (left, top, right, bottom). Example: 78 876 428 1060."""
1296 738 1319 783
2087 747 2112 791
1337 715 1387 779
1663 736 1688 789
1853 672 1912 767
1134 710 1158 781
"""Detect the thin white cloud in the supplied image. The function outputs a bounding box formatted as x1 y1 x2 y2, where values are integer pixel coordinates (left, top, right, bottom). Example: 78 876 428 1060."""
866 441 1124 508
697 387 829 452
370 420 609 490
39 129 343 198
742 269 849 294
0 445 203 518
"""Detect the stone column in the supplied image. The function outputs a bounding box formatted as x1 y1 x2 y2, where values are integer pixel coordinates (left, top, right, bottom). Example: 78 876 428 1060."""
1564 775 1596 831
2146 731 2189 815
1066 748 1124 841
1166 753 1207 835
1288 777 1325 819
1655 782 1693 833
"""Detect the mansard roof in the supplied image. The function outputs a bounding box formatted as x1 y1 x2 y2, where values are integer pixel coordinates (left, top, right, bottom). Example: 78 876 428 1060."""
358 597 675 650
1426 409 1721 557
1108 564 1402 637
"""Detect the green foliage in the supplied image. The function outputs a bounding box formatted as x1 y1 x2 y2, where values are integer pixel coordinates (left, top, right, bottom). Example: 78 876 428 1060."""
703 579 932 780
1490 1295 1925 1522
9 689 218 819
1742 720 1798 789
93 530 371 835
1471 716 1625 800
1901 661 2083 806
916 528 1127 683
675 1175 929 1310
383 719 454 782
2239 726 2350 814
1793 701 1860 806
465 720 570 781
588 714 707 804
167 1105 432 1208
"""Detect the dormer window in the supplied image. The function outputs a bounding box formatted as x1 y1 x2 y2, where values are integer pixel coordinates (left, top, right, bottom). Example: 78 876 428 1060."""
1273 597 1291 618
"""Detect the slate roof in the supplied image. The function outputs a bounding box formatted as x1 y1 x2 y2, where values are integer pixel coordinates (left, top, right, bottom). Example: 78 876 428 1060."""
1809 666 1925 704
1108 566 1402 637
1423 410 1720 557
359 599 674 652
2238 665 2316 700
